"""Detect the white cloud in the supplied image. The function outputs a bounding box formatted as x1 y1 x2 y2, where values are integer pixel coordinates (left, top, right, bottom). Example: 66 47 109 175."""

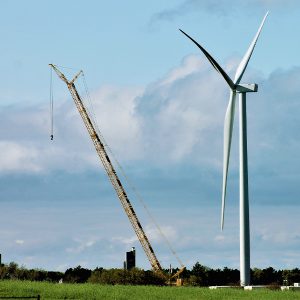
111 235 138 245
15 239 24 245
111 225 177 246
1 57 300 186
87 85 144 160
0 84 143 174
259 230 296 244
0 141 41 173
145 225 178 243
160 55 206 86
135 55 228 165
65 238 97 254
252 207 300 246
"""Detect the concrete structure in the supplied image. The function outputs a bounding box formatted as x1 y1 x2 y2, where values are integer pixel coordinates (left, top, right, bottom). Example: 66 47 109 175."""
281 283 300 291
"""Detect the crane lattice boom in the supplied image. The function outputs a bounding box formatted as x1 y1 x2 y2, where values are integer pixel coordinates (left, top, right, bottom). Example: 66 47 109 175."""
49 64 163 274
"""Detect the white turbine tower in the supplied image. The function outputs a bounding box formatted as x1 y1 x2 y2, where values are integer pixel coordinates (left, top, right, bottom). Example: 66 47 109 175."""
180 12 268 286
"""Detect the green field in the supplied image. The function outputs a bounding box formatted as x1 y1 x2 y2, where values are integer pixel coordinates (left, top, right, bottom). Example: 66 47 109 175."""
0 280 300 300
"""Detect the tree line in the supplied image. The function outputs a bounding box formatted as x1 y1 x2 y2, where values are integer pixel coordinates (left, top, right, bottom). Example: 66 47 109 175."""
1 261 300 286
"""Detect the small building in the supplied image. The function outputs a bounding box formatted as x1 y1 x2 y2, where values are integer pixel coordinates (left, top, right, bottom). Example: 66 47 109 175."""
125 247 136 270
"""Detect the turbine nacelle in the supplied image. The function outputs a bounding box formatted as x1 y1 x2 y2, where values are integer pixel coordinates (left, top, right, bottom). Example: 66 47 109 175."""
235 83 258 93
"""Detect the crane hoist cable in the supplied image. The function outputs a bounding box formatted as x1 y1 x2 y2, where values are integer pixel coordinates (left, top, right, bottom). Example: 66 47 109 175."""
49 67 54 140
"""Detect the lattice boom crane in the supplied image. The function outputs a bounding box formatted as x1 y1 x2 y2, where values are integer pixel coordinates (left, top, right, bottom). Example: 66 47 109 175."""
49 64 167 275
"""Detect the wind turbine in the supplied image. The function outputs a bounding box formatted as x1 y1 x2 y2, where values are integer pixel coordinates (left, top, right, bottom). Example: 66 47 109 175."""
180 12 268 286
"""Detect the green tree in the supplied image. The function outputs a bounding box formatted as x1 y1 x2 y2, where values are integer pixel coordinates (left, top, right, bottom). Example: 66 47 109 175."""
190 262 210 286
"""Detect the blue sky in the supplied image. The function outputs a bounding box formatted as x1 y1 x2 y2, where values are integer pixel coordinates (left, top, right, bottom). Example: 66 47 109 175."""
0 0 300 272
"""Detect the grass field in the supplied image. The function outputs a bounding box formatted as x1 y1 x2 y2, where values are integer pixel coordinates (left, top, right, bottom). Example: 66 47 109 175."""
1 280 300 300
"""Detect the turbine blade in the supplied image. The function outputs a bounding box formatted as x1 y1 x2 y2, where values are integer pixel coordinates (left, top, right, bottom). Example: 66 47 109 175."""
179 29 235 90
234 12 269 84
221 91 236 230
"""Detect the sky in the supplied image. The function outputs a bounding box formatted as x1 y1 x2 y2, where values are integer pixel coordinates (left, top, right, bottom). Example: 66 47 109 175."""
0 0 300 273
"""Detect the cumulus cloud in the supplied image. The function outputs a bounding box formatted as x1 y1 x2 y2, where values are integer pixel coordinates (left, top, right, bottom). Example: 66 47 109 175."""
0 84 143 174
1 56 300 186
0 141 41 173
86 85 144 160
136 54 230 165
244 67 300 206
